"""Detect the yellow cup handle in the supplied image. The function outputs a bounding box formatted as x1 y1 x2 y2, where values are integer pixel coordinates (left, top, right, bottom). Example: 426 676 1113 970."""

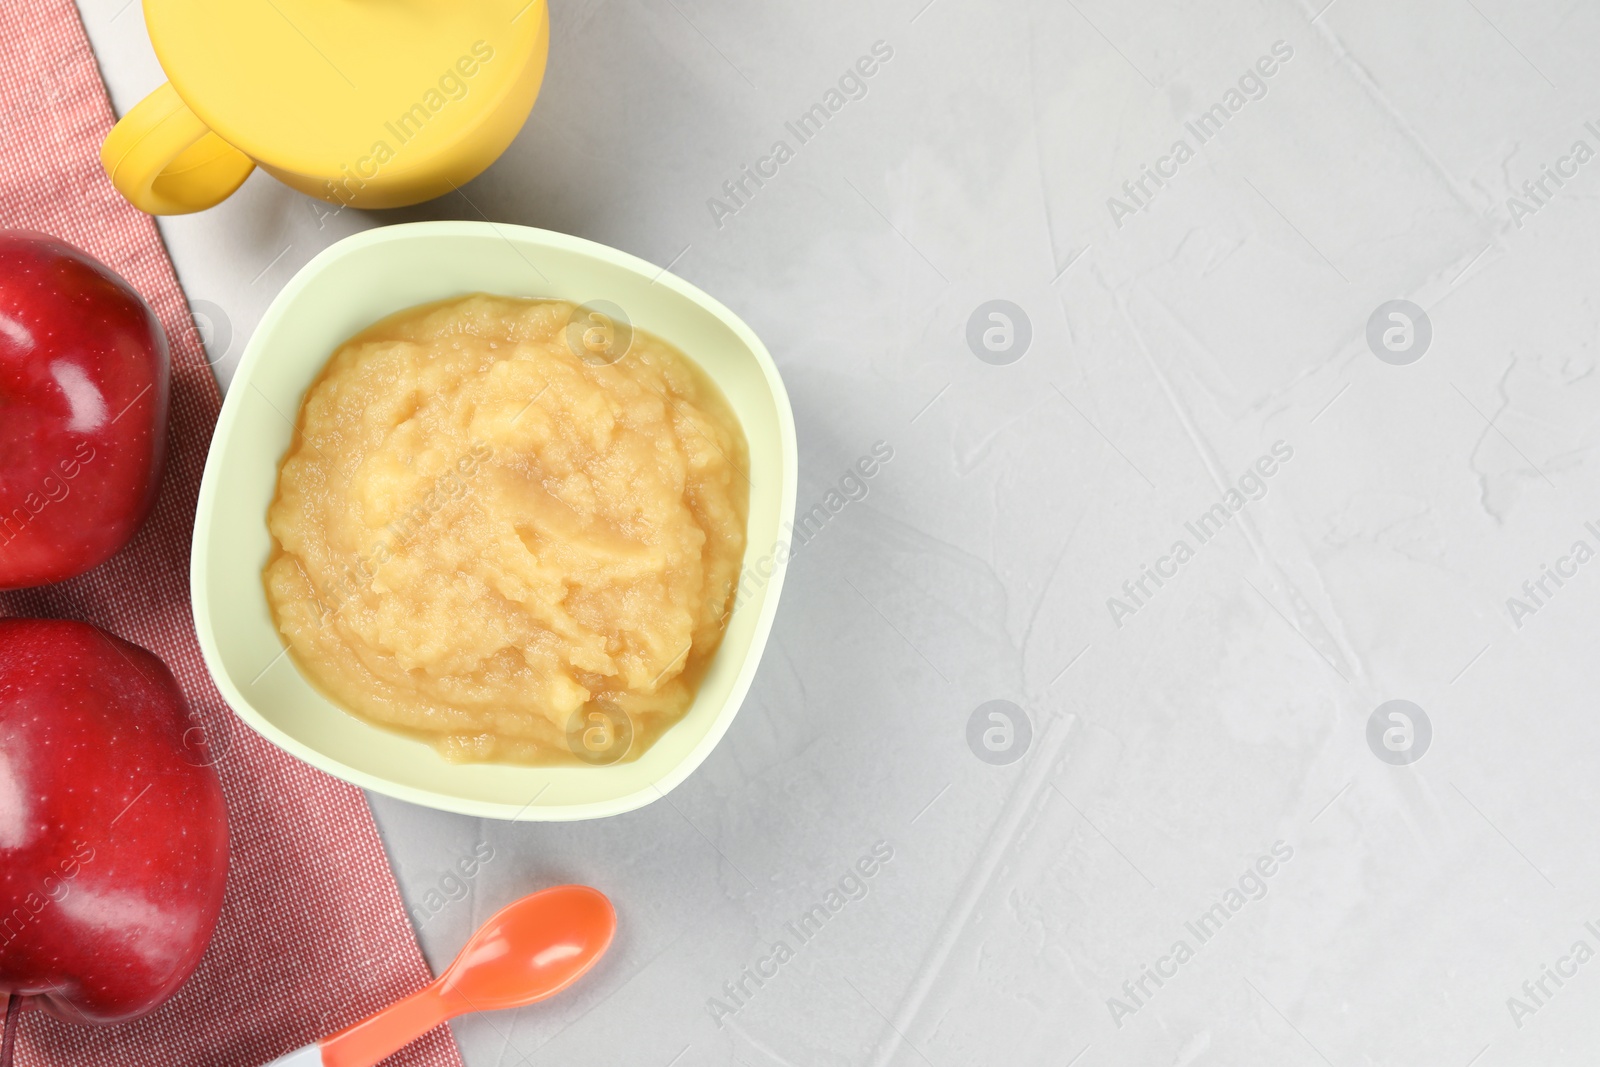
101 82 256 215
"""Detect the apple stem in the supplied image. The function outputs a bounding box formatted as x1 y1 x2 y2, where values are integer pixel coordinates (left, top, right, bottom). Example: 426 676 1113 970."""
0 993 19 1067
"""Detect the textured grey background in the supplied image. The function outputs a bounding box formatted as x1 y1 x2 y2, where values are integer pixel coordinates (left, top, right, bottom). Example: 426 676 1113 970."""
75 0 1600 1064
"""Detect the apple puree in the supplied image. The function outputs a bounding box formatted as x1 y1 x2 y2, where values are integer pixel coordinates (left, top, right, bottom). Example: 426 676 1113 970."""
263 294 748 764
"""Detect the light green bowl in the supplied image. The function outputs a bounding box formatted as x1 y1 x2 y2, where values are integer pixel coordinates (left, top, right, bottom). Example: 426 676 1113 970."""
191 221 797 820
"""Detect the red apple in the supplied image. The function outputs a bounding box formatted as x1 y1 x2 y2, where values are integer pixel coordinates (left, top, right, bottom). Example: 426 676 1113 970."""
0 618 229 1054
0 231 169 589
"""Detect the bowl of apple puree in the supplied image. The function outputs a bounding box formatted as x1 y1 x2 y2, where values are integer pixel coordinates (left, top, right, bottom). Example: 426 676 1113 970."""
263 294 749 765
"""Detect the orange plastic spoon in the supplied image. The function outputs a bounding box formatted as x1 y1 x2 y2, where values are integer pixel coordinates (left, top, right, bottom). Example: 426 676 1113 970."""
265 885 616 1067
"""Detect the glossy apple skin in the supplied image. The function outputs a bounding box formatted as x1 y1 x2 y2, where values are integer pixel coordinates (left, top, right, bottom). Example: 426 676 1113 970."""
0 619 229 1025
0 231 169 589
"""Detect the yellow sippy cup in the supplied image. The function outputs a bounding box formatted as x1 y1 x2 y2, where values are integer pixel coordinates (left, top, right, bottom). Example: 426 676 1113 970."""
100 0 549 215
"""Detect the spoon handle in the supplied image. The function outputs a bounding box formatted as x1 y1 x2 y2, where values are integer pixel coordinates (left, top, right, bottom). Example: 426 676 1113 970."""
318 984 453 1067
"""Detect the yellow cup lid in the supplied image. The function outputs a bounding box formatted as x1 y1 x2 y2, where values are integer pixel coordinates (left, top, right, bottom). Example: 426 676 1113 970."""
143 0 545 178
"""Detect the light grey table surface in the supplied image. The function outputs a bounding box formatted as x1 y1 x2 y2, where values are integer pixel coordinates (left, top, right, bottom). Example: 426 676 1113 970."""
73 1 1600 1064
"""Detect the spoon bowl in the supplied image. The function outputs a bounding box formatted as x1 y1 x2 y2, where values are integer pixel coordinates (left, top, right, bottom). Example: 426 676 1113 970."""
440 885 615 1010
